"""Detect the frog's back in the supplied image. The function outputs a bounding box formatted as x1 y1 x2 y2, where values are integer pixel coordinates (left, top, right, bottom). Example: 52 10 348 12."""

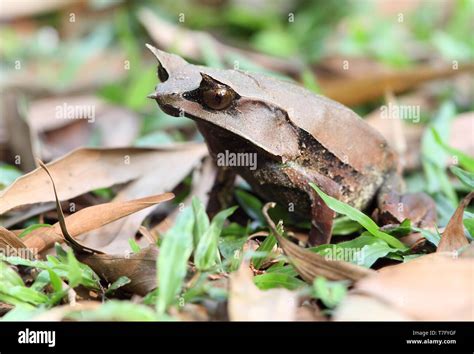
249 73 397 175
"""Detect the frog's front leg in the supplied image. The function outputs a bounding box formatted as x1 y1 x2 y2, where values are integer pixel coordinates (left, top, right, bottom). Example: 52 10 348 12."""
375 171 437 227
283 165 341 246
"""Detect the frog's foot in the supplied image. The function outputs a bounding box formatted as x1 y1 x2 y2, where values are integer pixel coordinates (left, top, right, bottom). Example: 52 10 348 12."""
282 164 341 246
308 198 335 246
376 191 437 228
306 176 341 246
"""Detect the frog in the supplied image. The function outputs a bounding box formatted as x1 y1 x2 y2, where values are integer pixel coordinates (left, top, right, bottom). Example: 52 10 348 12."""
146 44 436 245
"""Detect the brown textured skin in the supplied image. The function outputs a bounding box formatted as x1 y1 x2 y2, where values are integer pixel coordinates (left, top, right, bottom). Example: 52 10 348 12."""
147 45 402 245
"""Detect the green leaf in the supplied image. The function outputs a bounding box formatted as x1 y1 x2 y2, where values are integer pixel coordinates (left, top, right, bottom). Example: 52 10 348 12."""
128 238 141 253
413 226 441 246
192 197 210 247
1 307 43 320
194 206 237 271
106 276 131 296
332 216 362 235
235 189 265 225
2 247 99 290
69 301 161 321
8 286 49 305
450 166 474 189
311 235 398 268
300 67 321 93
463 216 474 238
66 249 82 288
421 102 457 204
47 269 63 293
266 262 299 277
125 67 157 110
252 234 276 269
157 207 194 314
253 272 306 290
312 277 348 308
385 219 412 237
310 183 407 250
91 187 114 199
0 164 22 189
0 261 24 286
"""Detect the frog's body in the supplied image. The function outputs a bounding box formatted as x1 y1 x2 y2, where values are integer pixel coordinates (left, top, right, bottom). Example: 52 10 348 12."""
147 45 434 245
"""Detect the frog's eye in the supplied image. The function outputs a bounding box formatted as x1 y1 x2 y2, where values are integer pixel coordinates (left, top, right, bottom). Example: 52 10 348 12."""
157 64 169 82
201 87 234 110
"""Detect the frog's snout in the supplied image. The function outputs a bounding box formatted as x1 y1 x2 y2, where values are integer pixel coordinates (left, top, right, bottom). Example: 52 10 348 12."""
147 88 183 117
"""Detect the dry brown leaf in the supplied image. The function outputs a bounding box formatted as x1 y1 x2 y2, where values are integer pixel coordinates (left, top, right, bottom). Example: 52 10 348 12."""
263 203 374 283
79 145 208 251
367 109 474 171
318 62 474 106
79 245 159 296
23 193 174 253
169 303 210 321
365 95 426 171
437 192 473 253
0 226 35 259
151 157 216 237
228 262 298 321
333 294 411 321
2 50 127 97
35 161 161 296
0 144 207 215
1 203 55 229
0 0 81 21
27 96 140 161
450 112 474 159
1 92 38 172
354 254 474 320
138 8 302 76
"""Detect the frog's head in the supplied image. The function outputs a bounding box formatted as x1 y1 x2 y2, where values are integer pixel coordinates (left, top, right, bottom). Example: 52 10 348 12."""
146 44 300 160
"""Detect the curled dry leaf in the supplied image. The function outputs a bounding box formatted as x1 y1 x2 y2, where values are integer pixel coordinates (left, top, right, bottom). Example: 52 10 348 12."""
0 226 35 259
35 160 163 295
263 203 374 283
23 192 174 253
228 262 298 321
354 253 474 320
437 191 473 253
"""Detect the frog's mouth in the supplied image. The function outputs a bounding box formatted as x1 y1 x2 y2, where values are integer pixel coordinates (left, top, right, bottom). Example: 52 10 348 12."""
147 92 181 117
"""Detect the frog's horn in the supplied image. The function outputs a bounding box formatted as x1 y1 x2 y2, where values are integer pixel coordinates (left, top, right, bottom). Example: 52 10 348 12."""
146 44 188 73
